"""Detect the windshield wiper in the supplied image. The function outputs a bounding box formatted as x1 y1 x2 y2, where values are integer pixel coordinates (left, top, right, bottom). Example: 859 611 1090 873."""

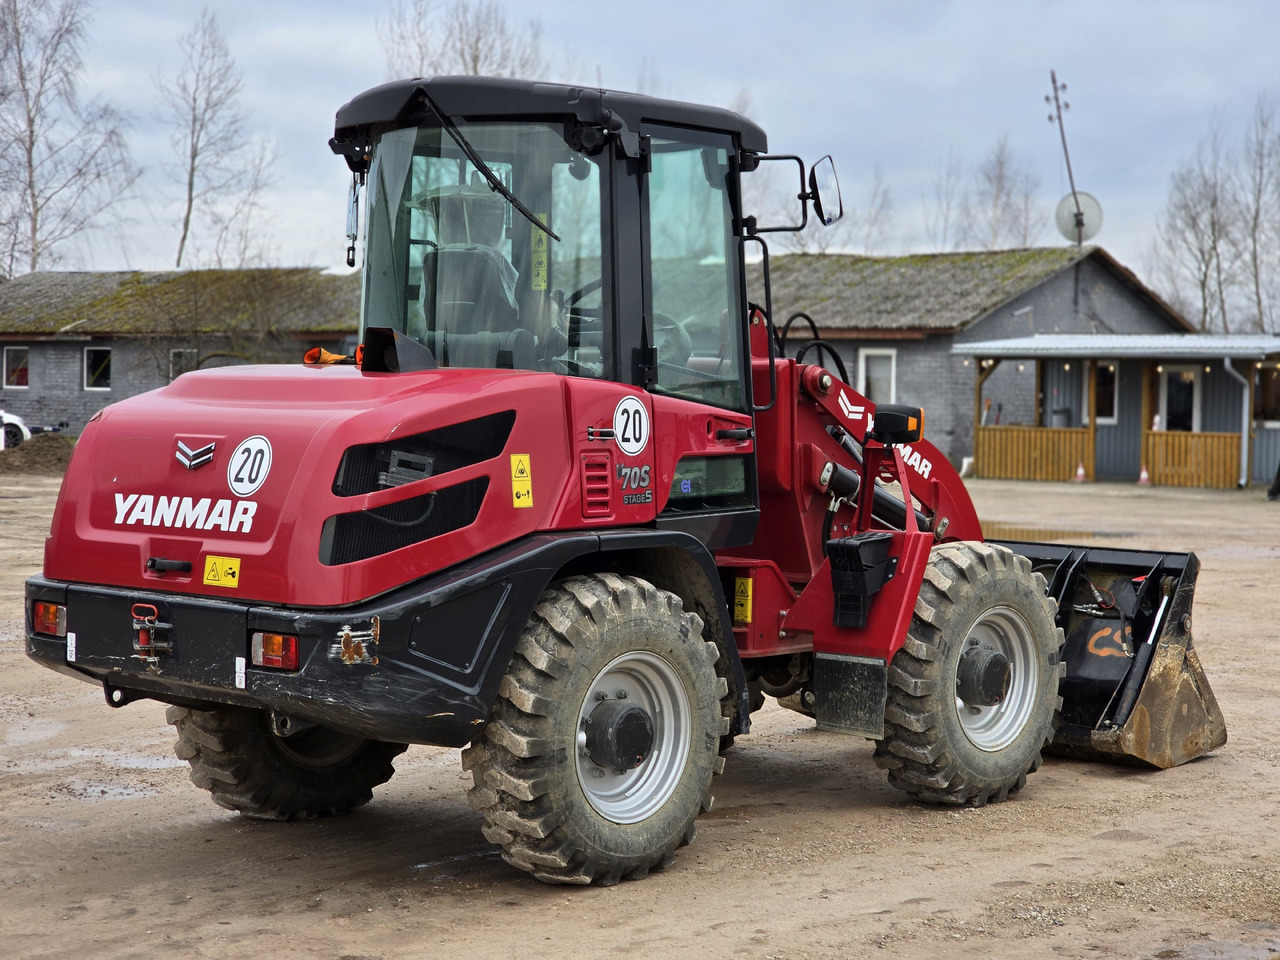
421 91 561 242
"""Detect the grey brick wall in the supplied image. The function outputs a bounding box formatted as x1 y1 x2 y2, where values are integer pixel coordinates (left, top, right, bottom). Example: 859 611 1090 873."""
815 335 975 465
1 335 343 435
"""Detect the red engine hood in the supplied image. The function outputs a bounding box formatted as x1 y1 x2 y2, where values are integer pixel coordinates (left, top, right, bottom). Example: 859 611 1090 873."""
45 364 571 606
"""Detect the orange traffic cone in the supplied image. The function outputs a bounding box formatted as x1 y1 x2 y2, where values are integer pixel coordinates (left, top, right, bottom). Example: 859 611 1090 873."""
1137 464 1151 486
1073 461 1087 483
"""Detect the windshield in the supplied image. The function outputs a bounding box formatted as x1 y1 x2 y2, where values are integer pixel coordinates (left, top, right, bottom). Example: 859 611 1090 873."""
362 121 606 375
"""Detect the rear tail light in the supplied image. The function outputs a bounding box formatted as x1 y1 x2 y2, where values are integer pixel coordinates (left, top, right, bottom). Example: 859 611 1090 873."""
33 601 67 638
251 632 299 670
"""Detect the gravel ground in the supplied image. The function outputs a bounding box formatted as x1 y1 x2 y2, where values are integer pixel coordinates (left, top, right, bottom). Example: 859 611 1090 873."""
1 475 1276 960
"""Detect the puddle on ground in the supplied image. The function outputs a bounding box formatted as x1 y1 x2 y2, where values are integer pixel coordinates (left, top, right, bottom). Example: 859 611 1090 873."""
1144 940 1280 960
1 720 68 748
981 521 1136 542
64 747 184 770
59 780 159 801
409 848 501 881
2 746 183 775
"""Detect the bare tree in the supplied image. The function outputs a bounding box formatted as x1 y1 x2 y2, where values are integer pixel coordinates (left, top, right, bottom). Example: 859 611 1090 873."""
923 147 963 251
379 0 549 79
856 167 893 254
155 10 271 269
1231 96 1280 331
211 137 277 269
1154 122 1239 332
0 0 136 277
958 135 1045 250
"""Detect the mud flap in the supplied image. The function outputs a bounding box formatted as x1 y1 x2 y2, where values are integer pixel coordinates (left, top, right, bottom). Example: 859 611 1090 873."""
996 542 1227 769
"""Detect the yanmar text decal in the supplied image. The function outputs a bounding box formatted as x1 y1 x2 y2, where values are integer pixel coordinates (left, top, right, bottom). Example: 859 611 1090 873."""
894 444 933 480
114 494 258 533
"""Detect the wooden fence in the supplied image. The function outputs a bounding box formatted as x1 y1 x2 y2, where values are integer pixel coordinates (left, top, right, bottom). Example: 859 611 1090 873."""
1142 431 1240 488
974 426 1093 481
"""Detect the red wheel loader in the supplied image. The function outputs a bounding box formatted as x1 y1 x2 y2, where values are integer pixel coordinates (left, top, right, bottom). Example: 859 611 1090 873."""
25 77 1226 885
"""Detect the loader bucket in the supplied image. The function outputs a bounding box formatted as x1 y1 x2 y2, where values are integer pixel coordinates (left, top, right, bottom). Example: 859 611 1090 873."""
995 542 1227 768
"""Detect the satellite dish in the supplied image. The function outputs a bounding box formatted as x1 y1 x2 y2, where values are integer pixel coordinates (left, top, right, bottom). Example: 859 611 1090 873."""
1055 191 1103 244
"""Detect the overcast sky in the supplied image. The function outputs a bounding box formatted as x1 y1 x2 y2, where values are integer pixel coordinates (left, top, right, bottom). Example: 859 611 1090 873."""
75 0 1280 285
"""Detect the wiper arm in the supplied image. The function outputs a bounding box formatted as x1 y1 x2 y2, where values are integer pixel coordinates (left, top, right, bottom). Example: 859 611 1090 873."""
421 91 561 242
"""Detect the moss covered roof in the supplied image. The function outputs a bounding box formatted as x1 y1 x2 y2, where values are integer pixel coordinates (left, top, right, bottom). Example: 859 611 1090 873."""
753 246 1187 333
0 269 360 337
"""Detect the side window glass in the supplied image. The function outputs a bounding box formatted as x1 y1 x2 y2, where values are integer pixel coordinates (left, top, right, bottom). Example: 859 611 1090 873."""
647 132 743 410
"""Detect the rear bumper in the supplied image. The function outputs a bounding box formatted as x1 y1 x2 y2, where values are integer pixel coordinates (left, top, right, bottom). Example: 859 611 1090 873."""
25 533 598 748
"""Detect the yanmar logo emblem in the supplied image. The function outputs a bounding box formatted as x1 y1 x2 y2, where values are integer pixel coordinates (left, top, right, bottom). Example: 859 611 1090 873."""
176 440 215 470
114 494 257 533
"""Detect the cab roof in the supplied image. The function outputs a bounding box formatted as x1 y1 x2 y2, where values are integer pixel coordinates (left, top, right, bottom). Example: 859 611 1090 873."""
333 76 768 154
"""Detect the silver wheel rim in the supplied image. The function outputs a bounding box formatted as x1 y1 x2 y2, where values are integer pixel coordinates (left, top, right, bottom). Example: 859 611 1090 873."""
576 651 691 824
955 605 1039 752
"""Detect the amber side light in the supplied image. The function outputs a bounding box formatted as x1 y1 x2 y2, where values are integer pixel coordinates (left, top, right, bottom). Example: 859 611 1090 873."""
251 632 299 670
32 601 67 638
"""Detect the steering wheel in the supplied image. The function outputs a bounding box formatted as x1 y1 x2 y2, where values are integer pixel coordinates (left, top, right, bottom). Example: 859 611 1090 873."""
566 277 602 308
653 312 692 367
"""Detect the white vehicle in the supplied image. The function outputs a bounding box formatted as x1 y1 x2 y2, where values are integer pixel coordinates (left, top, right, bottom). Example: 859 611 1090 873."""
1 411 31 449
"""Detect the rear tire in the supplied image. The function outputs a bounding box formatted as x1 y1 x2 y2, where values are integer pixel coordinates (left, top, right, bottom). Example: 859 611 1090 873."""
3 423 22 448
167 705 407 820
462 573 727 885
873 542 1064 806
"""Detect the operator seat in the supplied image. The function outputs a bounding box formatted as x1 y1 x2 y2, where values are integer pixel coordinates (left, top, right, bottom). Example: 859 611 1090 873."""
414 185 530 368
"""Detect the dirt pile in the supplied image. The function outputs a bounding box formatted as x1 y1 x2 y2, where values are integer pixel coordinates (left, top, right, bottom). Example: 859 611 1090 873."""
0 432 74 474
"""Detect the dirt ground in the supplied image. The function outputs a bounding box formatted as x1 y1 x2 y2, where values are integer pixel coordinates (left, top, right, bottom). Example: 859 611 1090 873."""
2 475 1278 960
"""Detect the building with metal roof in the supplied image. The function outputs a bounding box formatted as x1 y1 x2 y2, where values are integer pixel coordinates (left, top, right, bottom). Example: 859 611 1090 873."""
758 246 1218 482
951 333 1280 489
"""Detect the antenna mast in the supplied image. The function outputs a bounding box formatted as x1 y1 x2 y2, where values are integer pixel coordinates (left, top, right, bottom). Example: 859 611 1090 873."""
1046 69 1084 245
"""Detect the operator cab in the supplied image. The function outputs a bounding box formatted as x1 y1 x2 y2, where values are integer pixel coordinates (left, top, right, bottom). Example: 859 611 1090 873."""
332 77 776 415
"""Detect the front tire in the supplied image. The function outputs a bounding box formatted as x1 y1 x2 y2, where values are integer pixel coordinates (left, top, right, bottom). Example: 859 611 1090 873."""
873 542 1064 806
167 705 407 820
462 573 727 885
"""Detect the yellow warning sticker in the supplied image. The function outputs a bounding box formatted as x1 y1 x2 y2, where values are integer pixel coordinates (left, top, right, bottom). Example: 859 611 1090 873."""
530 214 550 291
733 577 753 624
203 555 242 588
511 454 533 508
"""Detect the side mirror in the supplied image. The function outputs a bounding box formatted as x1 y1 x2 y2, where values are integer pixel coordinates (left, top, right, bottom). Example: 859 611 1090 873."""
809 156 843 226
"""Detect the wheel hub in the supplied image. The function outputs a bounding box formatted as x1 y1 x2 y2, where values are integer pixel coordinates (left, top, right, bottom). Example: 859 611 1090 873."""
956 644 1011 707
585 699 655 771
575 651 692 824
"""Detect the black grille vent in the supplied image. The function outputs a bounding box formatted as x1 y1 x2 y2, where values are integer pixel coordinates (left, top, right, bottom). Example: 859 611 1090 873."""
319 477 489 566
332 411 515 497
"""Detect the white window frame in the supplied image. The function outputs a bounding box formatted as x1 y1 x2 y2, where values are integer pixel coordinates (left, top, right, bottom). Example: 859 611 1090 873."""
169 348 198 381
858 348 897 404
1157 364 1201 432
1082 359 1119 427
84 346 112 392
3 345 29 390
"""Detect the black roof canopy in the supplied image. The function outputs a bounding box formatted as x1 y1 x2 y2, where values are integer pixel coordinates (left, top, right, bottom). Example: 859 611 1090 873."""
332 75 768 153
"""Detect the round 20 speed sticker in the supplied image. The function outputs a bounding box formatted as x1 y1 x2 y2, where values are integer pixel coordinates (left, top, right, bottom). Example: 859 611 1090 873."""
612 396 650 456
227 435 272 497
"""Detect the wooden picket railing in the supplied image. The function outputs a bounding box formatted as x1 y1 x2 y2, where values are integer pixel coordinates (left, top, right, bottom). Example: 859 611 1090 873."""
1142 431 1240 488
974 426 1093 482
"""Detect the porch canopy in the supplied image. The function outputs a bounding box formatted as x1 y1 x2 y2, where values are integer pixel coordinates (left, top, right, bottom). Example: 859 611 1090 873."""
953 334 1280 487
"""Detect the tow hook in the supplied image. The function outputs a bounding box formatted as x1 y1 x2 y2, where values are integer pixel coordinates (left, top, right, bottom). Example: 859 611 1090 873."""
131 603 172 665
